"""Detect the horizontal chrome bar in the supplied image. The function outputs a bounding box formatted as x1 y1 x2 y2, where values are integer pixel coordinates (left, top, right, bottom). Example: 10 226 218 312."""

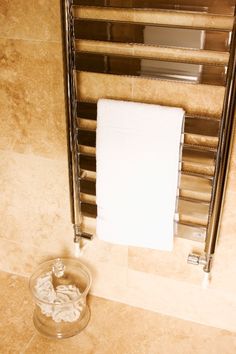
73 1 235 16
74 19 231 53
79 176 212 203
80 213 206 243
80 200 208 238
74 224 93 241
75 39 229 67
73 6 234 31
176 222 206 242
74 52 227 86
79 147 216 171
77 71 225 118
77 128 218 151
76 101 221 126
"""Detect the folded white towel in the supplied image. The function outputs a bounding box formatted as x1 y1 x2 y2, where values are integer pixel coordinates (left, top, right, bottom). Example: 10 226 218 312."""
96 99 184 251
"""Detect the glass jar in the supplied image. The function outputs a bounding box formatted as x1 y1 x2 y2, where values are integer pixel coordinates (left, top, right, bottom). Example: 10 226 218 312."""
29 258 92 339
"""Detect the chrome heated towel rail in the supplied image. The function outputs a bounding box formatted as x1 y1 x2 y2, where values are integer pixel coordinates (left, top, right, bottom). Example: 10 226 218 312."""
61 0 236 274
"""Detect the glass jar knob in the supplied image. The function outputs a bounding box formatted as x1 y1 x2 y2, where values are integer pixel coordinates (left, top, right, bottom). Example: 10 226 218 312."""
52 258 65 278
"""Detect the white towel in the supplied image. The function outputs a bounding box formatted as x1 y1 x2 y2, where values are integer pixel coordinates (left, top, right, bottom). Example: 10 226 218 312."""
96 99 184 251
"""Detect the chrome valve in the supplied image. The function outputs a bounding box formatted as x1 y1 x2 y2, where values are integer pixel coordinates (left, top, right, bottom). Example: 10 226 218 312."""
187 253 207 266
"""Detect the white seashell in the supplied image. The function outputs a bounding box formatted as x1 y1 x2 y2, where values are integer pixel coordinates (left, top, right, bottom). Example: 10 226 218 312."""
56 292 71 302
34 272 83 323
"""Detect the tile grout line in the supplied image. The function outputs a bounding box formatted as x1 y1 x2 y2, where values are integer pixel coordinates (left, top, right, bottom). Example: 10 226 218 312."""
19 333 36 354
0 267 30 279
0 35 61 44
0 148 69 163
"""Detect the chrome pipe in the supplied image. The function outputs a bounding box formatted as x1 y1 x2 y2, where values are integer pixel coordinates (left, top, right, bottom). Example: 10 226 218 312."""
204 19 236 272
61 0 75 224
61 0 93 245
61 0 82 241
187 19 236 273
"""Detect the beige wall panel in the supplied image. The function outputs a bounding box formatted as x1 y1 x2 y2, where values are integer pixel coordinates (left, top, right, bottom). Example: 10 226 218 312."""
0 0 61 42
0 38 66 158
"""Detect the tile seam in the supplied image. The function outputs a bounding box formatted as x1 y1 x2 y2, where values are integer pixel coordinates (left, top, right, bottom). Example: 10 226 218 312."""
0 35 61 44
20 333 36 354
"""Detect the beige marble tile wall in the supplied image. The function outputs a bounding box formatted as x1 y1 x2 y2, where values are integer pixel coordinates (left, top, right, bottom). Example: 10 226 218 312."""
0 0 75 270
1 0 236 333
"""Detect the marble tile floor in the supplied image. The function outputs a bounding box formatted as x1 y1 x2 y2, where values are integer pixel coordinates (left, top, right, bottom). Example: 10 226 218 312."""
0 270 236 354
